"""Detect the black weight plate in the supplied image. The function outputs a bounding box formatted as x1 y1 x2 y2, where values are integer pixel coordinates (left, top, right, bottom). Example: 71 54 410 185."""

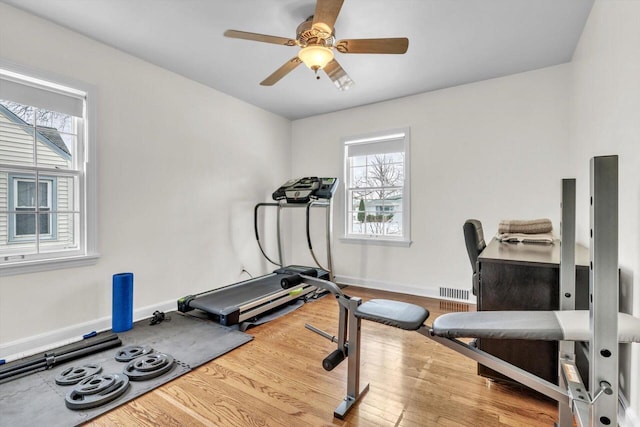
114 345 154 362
72 374 118 396
65 373 129 410
123 353 174 381
55 363 102 386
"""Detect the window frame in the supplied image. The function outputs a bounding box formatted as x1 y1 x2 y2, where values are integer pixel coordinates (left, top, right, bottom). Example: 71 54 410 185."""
341 127 411 247
0 60 98 276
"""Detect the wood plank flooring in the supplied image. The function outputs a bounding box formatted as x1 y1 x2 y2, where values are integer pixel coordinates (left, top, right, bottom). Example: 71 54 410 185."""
87 287 558 426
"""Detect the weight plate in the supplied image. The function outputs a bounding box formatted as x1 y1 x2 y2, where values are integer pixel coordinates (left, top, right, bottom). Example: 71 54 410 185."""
114 345 154 362
123 353 175 381
55 363 102 386
65 373 129 410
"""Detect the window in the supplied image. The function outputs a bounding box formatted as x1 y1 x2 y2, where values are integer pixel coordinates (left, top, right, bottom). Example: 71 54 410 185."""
343 128 411 245
11 176 54 239
0 62 97 275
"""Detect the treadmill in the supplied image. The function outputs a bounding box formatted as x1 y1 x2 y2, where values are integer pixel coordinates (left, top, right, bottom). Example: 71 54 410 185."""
177 177 338 326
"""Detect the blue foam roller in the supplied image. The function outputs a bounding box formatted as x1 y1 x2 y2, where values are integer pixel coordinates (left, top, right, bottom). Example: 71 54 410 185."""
112 272 134 332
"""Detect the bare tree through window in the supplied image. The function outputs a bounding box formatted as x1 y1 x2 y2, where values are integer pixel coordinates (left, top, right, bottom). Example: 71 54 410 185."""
2 100 73 133
351 153 404 235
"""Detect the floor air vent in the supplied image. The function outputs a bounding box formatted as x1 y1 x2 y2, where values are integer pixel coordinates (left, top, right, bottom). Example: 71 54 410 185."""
439 300 470 313
439 287 470 301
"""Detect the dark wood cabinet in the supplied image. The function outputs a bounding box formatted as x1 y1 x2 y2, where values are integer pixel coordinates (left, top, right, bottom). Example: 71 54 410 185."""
477 239 590 385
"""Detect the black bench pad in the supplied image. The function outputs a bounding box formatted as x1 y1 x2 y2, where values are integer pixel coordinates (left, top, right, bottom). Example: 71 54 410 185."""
355 299 429 330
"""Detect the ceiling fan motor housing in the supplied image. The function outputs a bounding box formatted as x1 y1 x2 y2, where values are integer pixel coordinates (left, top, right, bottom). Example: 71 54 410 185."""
296 17 335 48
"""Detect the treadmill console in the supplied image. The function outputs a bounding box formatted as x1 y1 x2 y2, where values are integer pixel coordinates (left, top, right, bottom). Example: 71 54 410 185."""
272 177 339 203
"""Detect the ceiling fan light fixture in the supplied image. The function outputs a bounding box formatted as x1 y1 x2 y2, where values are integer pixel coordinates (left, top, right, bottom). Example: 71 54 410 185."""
298 45 334 70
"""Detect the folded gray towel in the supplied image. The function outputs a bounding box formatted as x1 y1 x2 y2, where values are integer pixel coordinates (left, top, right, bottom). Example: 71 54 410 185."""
498 218 553 234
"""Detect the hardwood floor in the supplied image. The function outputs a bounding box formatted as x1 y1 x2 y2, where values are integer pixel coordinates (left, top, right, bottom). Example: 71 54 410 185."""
88 287 558 426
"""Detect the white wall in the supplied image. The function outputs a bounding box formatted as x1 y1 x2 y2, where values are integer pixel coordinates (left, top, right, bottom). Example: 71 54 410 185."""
569 0 640 420
0 3 291 348
291 65 571 299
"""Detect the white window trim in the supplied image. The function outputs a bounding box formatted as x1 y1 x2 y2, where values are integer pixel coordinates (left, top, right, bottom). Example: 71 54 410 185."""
341 127 411 247
0 60 98 277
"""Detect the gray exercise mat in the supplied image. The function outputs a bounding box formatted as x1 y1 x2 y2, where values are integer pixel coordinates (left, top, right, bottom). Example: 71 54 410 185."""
0 313 252 427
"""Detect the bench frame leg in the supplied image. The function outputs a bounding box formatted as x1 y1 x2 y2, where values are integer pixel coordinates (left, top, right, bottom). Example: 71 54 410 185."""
334 296 370 419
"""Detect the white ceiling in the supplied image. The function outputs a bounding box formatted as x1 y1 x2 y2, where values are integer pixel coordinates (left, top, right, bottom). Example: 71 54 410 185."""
2 0 594 120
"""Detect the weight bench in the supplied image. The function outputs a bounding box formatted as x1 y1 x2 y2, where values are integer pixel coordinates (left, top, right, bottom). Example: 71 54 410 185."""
297 273 640 422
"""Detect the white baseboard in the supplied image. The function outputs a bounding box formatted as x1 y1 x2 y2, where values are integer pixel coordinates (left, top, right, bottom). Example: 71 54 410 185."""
0 299 176 362
335 274 477 304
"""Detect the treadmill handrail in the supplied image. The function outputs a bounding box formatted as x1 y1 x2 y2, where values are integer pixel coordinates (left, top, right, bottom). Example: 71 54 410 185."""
254 200 334 276
306 202 331 273
254 203 281 267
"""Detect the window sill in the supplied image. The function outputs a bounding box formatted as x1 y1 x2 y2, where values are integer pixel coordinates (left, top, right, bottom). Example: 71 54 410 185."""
0 254 100 277
340 236 412 247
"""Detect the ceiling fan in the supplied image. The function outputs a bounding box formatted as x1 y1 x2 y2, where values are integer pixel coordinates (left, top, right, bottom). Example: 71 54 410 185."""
224 0 409 90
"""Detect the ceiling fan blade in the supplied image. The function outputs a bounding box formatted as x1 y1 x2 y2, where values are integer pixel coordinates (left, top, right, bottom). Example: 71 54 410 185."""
323 59 354 91
260 57 303 86
312 0 344 35
224 30 296 46
336 38 409 54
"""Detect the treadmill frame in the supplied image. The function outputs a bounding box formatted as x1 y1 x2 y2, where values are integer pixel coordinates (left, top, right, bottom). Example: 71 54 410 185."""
178 196 336 326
